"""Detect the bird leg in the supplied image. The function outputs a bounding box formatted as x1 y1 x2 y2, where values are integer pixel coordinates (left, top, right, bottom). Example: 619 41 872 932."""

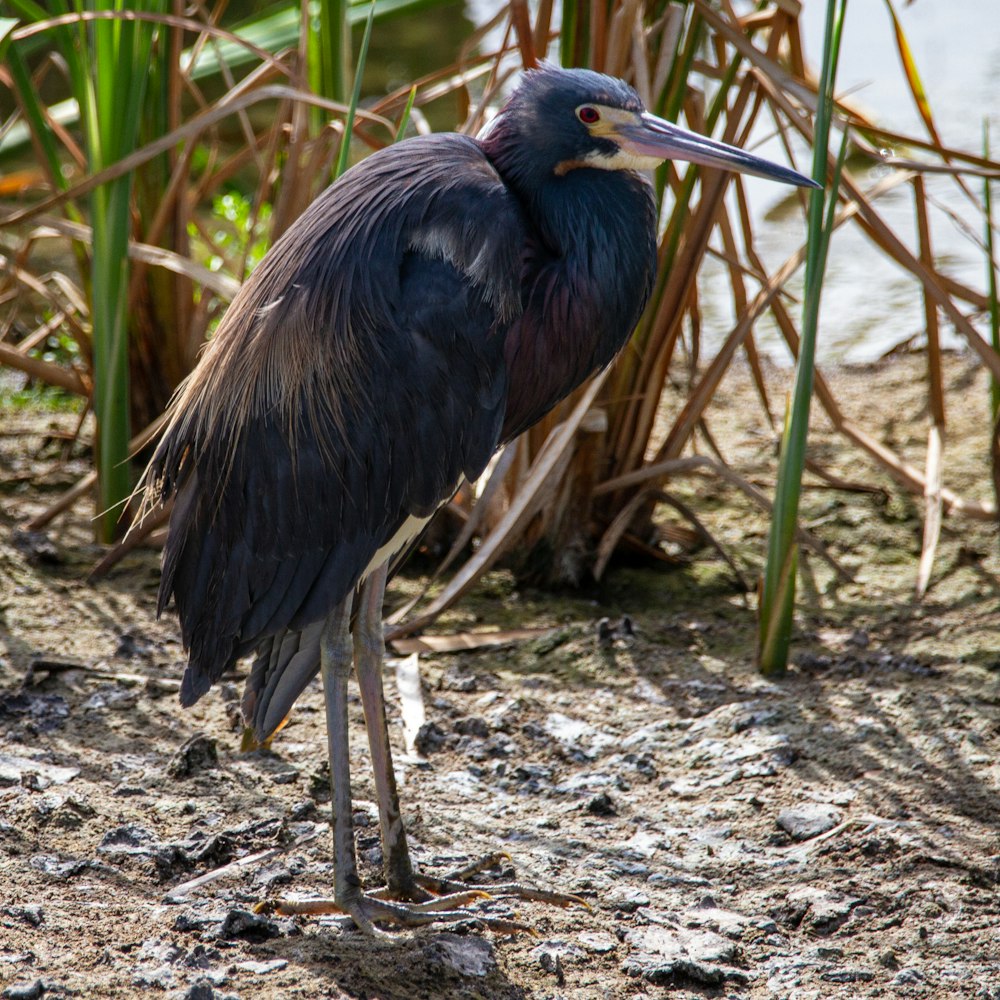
354 566 537 928
267 565 585 933
352 563 419 899
268 573 522 933
318 593 372 930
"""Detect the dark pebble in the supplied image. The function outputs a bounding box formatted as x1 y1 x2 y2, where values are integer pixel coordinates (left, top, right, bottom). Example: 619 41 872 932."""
454 716 490 738
168 735 219 778
413 721 450 755
218 908 281 942
289 799 318 821
2 981 44 1000
586 792 618 817
820 968 875 983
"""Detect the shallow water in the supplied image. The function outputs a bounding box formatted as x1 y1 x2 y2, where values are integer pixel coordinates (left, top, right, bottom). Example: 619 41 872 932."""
713 0 1000 362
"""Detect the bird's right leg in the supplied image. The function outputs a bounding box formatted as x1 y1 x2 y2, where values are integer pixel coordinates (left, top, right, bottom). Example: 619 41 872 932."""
268 592 515 933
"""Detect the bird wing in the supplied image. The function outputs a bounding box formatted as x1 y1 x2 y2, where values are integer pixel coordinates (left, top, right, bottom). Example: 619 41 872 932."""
142 135 526 717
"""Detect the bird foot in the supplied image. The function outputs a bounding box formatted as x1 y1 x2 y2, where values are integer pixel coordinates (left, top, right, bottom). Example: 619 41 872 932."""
255 851 587 934
257 889 532 935
412 850 590 911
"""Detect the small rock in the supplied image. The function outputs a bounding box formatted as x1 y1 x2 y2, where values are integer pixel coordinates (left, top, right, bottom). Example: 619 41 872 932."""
425 934 496 977
177 833 236 869
252 863 294 892
183 945 221 970
776 804 842 841
683 901 754 938
454 716 490 738
29 854 89 880
441 667 478 692
289 799 318 821
782 886 860 934
413 721 450 755
2 904 44 927
234 959 287 974
171 980 239 1000
172 911 223 935
820 968 875 983
218 908 281 942
99 824 162 856
586 792 617 817
2 981 44 1000
82 685 135 711
168 735 219 778
623 924 744 986
605 886 650 913
578 932 617 954
0 753 77 789
732 708 779 733
180 985 214 1000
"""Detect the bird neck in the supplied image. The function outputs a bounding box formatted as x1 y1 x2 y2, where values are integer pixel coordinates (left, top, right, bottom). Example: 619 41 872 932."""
493 163 657 439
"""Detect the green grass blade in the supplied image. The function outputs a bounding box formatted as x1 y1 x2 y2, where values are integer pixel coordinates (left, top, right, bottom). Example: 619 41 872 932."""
395 84 417 142
308 0 350 128
0 16 18 55
4 42 68 189
83 0 165 541
757 0 848 675
333 0 375 180
559 0 579 67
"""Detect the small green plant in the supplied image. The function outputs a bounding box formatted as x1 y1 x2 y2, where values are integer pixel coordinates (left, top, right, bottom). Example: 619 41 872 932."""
193 192 273 280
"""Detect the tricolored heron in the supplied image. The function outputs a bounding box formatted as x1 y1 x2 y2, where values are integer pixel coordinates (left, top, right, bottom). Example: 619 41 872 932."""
140 65 816 932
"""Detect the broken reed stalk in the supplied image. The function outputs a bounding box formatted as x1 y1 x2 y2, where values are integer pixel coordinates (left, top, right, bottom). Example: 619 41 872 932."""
985 122 1000 521
914 174 945 599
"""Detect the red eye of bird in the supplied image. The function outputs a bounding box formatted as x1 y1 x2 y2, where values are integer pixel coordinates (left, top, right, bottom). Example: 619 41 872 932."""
578 106 600 124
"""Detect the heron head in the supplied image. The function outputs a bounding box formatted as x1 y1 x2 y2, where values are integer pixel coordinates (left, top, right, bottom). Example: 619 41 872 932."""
482 65 818 191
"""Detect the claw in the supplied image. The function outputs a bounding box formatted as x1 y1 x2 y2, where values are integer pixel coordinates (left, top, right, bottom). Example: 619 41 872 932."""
260 850 587 933
258 892 533 934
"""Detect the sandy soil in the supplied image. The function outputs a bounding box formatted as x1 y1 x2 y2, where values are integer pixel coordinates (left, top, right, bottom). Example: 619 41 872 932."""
1 353 999 999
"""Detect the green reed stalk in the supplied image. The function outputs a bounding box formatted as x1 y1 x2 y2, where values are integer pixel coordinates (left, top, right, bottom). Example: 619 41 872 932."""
757 0 848 674
333 0 376 180
307 0 350 129
82 1 164 540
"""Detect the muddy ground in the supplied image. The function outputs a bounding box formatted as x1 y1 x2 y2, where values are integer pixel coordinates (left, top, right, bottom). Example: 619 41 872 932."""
1 353 999 1000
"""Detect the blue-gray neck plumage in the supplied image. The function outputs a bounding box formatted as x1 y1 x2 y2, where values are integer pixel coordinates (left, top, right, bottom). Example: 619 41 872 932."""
480 94 657 439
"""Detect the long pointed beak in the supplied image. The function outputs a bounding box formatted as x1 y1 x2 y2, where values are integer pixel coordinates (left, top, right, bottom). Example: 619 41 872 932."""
620 112 820 189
